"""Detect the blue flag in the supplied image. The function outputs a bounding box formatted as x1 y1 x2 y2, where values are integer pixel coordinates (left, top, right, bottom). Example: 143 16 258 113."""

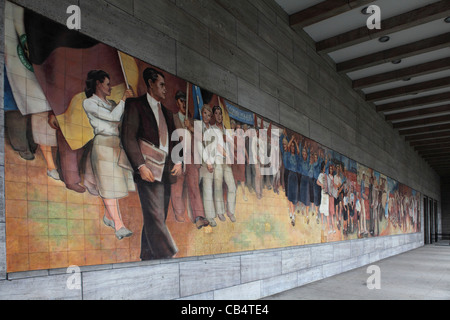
192 85 204 120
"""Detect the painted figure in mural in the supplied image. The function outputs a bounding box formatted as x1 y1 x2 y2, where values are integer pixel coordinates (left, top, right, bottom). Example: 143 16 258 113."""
196 104 217 227
308 150 319 220
378 177 387 235
82 70 135 240
368 172 375 236
48 112 88 193
250 127 263 200
243 126 257 199
34 112 60 181
328 163 337 233
317 161 333 234
313 150 322 223
245 124 259 197
373 176 380 236
281 131 299 226
232 122 249 202
342 178 349 235
171 90 209 229
212 105 237 223
121 68 181 260
349 183 357 234
359 171 369 237
296 138 311 222
260 131 273 193
334 164 345 231
272 130 283 196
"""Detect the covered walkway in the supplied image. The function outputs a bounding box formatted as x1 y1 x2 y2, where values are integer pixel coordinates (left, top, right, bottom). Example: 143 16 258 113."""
263 244 450 300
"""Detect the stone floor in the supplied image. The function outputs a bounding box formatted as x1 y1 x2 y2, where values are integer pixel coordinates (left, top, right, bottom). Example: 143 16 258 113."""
262 243 450 300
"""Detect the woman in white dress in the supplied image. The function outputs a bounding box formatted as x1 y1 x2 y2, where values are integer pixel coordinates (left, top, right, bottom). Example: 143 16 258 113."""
317 161 332 234
82 70 134 240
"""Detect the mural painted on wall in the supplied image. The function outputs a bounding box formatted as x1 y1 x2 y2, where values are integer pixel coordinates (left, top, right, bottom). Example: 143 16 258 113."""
3 2 421 272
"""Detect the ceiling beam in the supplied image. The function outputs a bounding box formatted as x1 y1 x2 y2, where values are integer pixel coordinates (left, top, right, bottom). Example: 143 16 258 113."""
428 166 450 172
399 123 450 136
352 58 450 90
336 32 450 73
410 137 450 147
317 1 450 53
393 114 450 129
429 166 450 171
415 143 450 152
420 149 450 158
426 159 450 165
289 0 373 28
405 130 450 142
376 91 450 113
386 104 450 122
424 157 450 164
428 164 450 170
366 77 450 102
430 160 450 164
427 159 450 164
426 154 450 159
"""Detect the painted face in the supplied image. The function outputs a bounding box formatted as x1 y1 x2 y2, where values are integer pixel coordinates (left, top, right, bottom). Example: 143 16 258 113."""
177 98 186 115
214 108 223 125
202 109 212 125
290 143 295 154
97 77 111 97
236 124 243 136
149 75 166 101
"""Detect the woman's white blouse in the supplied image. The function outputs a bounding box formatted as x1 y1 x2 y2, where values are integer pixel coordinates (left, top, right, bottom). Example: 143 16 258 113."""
83 94 125 136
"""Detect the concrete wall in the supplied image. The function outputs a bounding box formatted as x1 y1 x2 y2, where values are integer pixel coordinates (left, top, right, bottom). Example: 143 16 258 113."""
440 178 450 239
0 0 441 299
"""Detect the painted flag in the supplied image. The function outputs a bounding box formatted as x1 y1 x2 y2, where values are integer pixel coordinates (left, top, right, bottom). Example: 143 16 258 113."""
217 97 231 130
224 100 254 126
23 7 139 150
192 85 204 121
4 1 50 116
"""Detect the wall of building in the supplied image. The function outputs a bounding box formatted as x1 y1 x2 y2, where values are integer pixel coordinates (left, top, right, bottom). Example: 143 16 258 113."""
0 0 441 299
440 178 450 239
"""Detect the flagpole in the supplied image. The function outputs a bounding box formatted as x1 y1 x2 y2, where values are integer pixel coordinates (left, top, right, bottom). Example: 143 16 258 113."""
117 51 130 90
186 82 190 119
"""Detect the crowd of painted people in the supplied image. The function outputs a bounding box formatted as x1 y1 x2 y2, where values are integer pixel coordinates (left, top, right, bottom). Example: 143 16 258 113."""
278 129 421 237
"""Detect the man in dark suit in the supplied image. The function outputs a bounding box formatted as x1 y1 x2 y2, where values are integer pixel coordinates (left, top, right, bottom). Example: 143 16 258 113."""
121 68 182 260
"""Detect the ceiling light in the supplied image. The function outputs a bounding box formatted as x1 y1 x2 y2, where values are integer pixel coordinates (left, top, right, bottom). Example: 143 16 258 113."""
445 17 450 23
379 36 390 43
392 59 402 64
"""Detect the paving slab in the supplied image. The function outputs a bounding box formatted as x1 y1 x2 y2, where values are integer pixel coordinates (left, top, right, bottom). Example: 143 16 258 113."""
262 244 450 300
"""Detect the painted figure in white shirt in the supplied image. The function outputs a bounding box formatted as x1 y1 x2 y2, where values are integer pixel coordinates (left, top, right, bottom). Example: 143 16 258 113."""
212 105 237 223
82 70 134 240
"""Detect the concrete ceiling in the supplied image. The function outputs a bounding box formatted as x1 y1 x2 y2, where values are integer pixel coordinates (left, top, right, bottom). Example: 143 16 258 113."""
274 0 450 176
